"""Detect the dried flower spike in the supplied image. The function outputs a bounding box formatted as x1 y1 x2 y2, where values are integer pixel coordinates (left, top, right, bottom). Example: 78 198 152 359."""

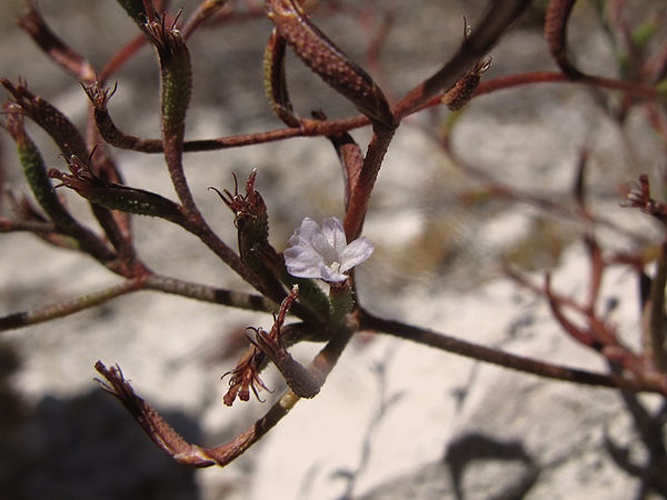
442 19 491 111
49 155 186 224
442 58 491 111
284 217 374 283
265 0 393 129
623 174 667 224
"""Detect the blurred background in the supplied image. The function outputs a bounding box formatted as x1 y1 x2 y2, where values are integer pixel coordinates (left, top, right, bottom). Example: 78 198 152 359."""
1 1 666 499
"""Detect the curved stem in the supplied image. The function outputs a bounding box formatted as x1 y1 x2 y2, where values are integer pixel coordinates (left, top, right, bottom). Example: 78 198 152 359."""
544 0 581 77
95 322 354 467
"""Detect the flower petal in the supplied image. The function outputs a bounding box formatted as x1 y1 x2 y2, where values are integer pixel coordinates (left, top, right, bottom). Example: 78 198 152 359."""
283 216 373 282
288 217 319 245
321 216 347 253
340 237 374 272
284 242 323 278
317 262 348 282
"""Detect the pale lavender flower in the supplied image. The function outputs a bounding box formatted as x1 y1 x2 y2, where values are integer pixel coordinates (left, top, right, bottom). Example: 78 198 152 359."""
284 217 374 282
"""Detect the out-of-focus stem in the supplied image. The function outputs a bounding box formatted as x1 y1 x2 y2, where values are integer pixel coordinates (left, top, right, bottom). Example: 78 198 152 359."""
645 240 667 373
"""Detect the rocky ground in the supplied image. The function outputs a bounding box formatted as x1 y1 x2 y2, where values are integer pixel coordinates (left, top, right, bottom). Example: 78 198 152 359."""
1 1 666 499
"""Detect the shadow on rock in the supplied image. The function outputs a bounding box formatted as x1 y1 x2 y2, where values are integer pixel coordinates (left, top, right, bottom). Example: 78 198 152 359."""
444 432 540 500
360 432 539 500
0 386 201 500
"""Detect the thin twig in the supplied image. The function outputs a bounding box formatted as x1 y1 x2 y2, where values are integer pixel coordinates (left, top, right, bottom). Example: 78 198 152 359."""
0 279 144 332
359 309 666 394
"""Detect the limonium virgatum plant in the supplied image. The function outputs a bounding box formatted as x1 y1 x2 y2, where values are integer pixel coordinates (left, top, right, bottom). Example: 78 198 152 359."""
1 0 667 470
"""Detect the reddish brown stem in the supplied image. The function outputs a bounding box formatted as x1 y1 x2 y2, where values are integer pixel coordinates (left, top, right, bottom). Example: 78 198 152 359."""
344 126 395 241
474 72 658 101
359 309 666 394
91 97 370 153
98 34 148 84
18 0 96 83
96 321 353 467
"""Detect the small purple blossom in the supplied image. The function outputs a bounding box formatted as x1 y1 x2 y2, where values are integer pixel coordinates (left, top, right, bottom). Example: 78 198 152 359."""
284 217 374 283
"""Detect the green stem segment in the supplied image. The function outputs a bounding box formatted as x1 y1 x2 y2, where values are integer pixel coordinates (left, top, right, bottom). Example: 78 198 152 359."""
145 17 195 213
3 113 116 265
328 281 355 328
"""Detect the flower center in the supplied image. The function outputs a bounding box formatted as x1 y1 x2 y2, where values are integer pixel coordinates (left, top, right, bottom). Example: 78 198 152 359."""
330 261 342 273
